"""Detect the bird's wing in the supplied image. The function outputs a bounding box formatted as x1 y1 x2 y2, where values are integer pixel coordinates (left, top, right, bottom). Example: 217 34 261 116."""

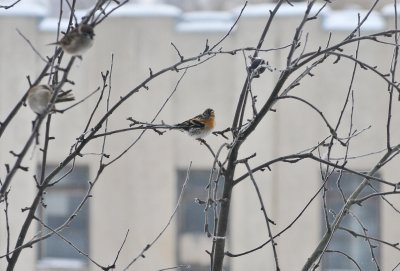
189 118 205 127
176 118 205 130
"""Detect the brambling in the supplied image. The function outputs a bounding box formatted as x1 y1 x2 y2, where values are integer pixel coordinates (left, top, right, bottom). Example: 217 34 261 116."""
48 24 95 56
248 56 269 78
27 84 75 115
175 108 215 139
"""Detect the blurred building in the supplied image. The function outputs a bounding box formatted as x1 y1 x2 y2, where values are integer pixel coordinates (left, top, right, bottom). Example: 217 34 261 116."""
0 0 400 271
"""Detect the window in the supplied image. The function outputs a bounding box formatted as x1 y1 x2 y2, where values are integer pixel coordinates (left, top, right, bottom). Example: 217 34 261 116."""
37 164 89 268
176 169 227 270
322 171 381 270
177 169 219 234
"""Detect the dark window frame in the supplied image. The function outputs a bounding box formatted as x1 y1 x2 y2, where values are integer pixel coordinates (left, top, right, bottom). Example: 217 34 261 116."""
37 164 90 266
321 170 381 270
176 168 227 270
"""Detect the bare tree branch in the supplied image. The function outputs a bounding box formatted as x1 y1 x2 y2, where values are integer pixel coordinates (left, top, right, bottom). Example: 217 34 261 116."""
0 0 21 9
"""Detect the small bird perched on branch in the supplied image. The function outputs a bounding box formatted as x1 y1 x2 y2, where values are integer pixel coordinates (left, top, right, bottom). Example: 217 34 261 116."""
48 24 95 56
175 108 215 139
248 56 270 78
27 84 75 115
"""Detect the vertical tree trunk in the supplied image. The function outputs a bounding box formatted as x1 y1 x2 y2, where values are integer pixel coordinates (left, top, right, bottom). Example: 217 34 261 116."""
211 146 239 270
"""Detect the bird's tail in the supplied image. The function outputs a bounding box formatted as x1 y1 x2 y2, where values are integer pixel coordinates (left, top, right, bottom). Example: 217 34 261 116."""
174 121 191 130
47 41 60 46
56 90 75 103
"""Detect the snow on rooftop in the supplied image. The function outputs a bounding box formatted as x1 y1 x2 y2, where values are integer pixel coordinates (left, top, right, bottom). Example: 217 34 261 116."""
177 21 235 33
101 3 181 17
232 3 330 18
0 0 47 17
181 11 233 22
176 11 234 33
5 2 393 34
323 9 385 32
38 3 181 32
39 10 88 32
39 18 69 32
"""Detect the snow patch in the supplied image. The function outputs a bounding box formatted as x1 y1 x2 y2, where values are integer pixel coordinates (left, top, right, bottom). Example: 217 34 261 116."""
103 3 181 17
39 18 68 32
176 11 234 33
39 3 181 33
39 10 89 32
232 3 330 18
323 9 385 31
181 11 232 21
381 4 397 17
177 21 234 33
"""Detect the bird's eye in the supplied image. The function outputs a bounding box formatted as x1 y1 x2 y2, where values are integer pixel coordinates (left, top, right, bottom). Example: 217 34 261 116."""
83 32 92 38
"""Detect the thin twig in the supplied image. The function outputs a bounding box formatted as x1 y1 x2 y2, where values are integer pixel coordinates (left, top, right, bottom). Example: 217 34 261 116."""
325 250 362 270
209 1 247 51
243 160 280 270
338 226 400 251
227 176 329 258
58 86 101 113
156 265 191 271
34 216 107 269
16 29 47 63
123 162 192 270
0 0 21 9
104 68 188 167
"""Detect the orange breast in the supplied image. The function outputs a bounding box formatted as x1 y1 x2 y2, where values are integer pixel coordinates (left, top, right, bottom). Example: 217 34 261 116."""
203 116 215 129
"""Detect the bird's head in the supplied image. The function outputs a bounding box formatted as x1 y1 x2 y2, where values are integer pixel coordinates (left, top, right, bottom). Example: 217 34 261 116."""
79 24 95 39
203 108 215 118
